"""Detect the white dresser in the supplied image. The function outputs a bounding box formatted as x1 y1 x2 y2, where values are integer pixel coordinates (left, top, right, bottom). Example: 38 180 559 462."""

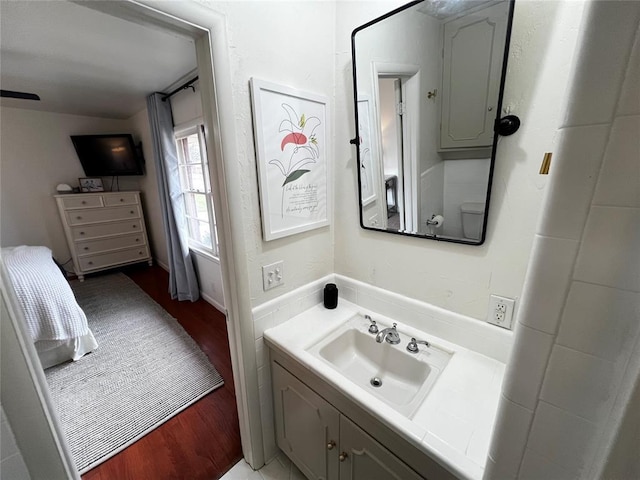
55 191 153 281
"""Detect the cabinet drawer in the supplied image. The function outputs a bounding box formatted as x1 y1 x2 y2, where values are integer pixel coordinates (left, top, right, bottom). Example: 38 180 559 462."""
66 205 141 225
71 220 143 240
103 193 139 206
79 246 150 271
60 195 104 209
76 234 146 255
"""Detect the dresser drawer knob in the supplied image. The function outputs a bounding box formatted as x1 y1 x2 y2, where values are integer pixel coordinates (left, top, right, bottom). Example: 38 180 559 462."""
135 238 140 242
139 251 143 255
132 225 137 228
84 247 89 251
120 198 124 202
80 232 85 235
81 201 86 205
76 216 82 220
88 261 93 265
130 210 134 214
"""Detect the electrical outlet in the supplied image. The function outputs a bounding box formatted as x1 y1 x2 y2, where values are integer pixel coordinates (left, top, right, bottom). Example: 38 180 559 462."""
262 261 284 291
487 294 515 330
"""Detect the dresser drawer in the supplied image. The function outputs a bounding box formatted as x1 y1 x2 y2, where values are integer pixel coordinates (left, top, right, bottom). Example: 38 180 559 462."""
71 220 143 240
79 246 150 271
76 233 146 255
60 195 104 209
66 205 141 226
103 193 139 206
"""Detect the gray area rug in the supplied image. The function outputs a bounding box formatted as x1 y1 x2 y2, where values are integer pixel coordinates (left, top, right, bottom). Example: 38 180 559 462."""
45 273 224 473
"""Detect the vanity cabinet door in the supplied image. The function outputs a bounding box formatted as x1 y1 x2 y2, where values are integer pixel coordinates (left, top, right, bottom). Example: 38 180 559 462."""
339 416 424 480
272 362 340 480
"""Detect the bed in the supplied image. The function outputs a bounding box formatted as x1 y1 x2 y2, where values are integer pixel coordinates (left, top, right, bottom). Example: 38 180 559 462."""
1 246 98 369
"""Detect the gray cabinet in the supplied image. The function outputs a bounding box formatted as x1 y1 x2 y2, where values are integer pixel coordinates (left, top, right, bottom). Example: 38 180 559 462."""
272 361 424 480
440 2 508 152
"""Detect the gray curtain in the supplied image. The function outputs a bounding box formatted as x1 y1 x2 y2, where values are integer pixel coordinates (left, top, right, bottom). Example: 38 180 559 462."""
146 93 200 302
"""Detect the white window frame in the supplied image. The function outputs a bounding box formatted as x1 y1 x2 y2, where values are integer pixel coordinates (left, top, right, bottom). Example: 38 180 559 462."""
174 121 219 258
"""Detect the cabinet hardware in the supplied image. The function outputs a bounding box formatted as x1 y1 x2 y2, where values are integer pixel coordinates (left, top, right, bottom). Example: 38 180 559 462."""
130 211 134 214
80 232 85 235
540 152 552 175
339 452 348 462
327 441 336 450
84 247 89 251
120 198 124 202
88 261 93 265
81 201 86 204
77 216 82 220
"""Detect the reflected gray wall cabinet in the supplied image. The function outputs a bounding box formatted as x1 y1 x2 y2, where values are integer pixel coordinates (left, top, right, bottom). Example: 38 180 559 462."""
351 0 516 245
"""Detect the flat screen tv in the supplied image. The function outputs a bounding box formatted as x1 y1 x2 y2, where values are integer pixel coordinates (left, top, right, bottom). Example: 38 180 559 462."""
71 134 144 176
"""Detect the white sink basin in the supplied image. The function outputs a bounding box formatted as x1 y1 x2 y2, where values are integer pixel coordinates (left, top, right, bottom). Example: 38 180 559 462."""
307 314 451 418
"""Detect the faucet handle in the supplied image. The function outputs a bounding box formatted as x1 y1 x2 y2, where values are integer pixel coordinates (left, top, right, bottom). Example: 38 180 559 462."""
407 337 430 353
366 315 379 334
392 323 397 329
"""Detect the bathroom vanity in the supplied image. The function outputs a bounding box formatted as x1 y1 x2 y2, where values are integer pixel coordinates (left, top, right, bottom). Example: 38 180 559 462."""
265 300 506 480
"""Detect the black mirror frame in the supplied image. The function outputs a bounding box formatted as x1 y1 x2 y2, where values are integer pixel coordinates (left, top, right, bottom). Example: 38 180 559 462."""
351 0 517 246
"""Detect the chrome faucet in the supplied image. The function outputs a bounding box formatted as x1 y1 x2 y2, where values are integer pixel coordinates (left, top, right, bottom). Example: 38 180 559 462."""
406 337 430 353
366 315 379 334
375 323 401 345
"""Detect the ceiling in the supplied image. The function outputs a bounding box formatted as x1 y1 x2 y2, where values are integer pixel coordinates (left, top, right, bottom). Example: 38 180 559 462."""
0 1 197 119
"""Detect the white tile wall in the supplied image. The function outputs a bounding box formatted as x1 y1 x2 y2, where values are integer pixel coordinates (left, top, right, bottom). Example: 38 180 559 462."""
1 406 30 480
501 324 554 410
537 125 609 240
539 346 617 423
487 3 640 478
560 1 640 127
593 116 640 207
527 402 597 473
516 235 579 334
556 281 640 362
573 206 640 292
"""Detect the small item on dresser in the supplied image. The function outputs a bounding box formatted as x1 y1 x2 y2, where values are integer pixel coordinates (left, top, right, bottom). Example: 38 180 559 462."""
324 283 338 309
56 183 73 194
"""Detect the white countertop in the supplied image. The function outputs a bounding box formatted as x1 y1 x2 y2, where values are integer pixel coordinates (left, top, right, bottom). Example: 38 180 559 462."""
264 299 505 480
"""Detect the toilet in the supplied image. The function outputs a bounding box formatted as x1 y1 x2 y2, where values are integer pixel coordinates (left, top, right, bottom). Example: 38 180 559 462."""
461 202 485 240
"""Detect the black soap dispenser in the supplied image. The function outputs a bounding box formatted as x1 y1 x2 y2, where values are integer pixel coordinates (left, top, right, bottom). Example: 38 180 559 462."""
324 283 338 309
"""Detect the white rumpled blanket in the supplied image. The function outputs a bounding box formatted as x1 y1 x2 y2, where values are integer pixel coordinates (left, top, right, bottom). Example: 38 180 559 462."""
2 246 89 342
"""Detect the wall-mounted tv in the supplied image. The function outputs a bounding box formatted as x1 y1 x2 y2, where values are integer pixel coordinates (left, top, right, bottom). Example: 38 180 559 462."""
71 134 144 176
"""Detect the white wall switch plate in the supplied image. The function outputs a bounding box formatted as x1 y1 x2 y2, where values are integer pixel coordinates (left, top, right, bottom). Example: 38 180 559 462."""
487 294 515 330
262 261 284 291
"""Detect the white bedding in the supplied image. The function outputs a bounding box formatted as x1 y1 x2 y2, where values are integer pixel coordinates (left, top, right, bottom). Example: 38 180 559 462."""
1 246 98 367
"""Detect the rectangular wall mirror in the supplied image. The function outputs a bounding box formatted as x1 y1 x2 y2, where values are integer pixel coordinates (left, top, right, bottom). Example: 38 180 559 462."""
352 0 515 245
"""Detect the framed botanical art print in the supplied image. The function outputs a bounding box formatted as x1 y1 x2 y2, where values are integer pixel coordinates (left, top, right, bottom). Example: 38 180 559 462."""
250 78 331 241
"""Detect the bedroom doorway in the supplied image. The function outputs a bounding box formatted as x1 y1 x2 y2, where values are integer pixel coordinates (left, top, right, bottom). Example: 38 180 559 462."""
0 2 257 479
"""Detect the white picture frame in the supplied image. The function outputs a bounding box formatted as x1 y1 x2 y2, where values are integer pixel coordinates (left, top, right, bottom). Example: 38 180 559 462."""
250 78 331 241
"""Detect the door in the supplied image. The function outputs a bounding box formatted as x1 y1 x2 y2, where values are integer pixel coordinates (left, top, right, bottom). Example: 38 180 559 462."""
440 2 508 149
338 416 424 480
272 362 340 480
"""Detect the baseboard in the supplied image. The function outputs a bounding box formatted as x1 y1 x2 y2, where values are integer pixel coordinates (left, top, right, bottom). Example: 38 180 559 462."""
156 259 169 272
201 291 225 314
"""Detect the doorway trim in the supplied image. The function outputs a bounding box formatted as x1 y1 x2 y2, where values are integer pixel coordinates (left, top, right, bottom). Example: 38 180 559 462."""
0 0 262 476
372 62 421 233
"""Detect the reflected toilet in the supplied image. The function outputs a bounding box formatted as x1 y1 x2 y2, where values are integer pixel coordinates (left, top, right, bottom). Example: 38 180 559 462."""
461 202 485 240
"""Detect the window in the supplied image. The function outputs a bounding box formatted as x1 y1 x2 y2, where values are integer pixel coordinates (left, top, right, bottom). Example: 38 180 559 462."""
175 124 219 257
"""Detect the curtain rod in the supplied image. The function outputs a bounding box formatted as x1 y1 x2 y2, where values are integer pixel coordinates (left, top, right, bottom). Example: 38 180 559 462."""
161 76 198 102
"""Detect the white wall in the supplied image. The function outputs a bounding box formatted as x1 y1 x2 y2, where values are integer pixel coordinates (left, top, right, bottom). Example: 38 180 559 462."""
199 1 336 308
1 406 31 480
334 1 585 324
0 106 172 271
0 107 135 261
486 2 640 477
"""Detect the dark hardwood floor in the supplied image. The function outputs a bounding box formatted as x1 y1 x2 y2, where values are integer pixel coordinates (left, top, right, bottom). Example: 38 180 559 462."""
81 265 243 480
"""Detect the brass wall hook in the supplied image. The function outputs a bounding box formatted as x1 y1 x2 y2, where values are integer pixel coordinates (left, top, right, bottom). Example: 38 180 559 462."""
427 89 437 100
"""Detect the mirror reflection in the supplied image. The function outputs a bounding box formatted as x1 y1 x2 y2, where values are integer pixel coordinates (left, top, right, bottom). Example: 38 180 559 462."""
353 0 513 244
